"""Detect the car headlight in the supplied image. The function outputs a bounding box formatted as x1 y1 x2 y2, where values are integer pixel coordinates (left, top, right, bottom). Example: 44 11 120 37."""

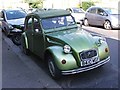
8 24 14 30
63 45 71 53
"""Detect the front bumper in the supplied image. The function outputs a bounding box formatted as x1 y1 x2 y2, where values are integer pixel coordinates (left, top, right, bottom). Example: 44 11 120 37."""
62 56 110 75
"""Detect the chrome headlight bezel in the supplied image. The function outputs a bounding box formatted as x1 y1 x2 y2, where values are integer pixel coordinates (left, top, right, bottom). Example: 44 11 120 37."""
63 45 71 54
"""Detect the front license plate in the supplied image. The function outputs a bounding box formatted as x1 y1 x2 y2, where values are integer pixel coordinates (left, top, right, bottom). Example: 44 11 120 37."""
81 56 99 66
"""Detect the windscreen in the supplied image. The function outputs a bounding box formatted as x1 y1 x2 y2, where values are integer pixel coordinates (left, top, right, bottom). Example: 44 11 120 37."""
6 10 26 20
41 15 75 30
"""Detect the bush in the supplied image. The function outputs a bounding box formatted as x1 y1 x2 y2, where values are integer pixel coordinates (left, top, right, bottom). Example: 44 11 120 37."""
81 2 95 11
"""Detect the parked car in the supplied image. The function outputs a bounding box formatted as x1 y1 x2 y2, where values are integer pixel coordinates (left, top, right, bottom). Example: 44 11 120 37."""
0 9 27 36
21 9 110 79
66 7 85 24
84 6 120 29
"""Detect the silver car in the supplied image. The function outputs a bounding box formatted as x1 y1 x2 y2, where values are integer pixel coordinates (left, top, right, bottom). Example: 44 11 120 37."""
84 6 120 29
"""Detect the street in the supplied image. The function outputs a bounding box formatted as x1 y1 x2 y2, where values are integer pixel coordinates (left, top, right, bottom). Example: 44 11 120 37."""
2 26 119 89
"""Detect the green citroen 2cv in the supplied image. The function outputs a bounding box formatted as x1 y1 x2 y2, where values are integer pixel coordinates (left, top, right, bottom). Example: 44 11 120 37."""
21 9 110 79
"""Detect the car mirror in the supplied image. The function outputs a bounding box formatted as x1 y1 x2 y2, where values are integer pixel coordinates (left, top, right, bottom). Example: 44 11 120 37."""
0 18 3 21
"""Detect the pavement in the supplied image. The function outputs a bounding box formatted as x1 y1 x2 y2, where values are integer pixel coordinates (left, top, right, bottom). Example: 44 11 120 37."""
2 33 61 88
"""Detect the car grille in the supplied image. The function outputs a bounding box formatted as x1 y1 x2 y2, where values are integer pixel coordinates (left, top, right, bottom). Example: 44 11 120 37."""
79 49 99 66
80 49 97 59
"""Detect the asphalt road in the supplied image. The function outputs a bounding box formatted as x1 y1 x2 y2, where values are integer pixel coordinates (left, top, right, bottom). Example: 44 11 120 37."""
2 26 119 89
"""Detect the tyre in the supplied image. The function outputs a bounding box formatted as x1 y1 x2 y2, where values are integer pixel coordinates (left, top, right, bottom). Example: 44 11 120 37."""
47 55 61 79
84 19 89 26
12 34 21 45
104 20 112 30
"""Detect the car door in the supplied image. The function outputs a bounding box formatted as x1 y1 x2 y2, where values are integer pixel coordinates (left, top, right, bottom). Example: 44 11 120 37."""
86 8 97 25
25 16 34 51
32 16 45 58
96 8 106 26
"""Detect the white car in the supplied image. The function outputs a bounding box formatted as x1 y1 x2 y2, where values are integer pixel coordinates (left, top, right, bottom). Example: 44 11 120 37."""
66 7 85 24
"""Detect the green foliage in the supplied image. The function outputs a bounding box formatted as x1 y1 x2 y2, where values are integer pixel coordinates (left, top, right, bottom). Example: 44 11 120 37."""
24 0 43 8
81 2 95 11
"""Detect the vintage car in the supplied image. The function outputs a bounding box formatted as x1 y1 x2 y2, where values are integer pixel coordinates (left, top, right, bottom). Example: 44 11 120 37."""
21 9 110 79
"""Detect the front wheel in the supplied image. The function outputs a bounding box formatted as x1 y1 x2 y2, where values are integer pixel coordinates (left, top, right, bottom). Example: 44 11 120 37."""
47 55 61 79
12 34 21 45
104 21 112 30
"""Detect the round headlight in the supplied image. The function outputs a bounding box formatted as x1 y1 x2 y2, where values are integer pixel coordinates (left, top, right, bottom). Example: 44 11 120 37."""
63 45 71 53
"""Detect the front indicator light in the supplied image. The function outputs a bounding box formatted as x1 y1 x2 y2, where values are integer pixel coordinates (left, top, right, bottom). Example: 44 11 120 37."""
105 48 109 52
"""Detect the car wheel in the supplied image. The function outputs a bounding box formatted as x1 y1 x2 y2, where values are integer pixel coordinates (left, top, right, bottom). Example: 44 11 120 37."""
104 20 112 30
84 19 89 26
47 55 61 79
11 34 21 46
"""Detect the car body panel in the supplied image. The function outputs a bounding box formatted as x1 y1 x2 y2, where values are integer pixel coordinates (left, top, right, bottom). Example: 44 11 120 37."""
7 18 25 26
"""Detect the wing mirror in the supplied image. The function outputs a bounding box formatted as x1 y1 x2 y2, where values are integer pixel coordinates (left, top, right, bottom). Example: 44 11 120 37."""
0 18 3 21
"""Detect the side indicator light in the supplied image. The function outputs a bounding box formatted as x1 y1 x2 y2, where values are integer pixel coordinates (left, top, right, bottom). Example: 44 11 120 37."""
61 59 66 64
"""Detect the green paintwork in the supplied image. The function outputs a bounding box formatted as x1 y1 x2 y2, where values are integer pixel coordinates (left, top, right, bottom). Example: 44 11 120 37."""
31 9 70 19
21 9 110 71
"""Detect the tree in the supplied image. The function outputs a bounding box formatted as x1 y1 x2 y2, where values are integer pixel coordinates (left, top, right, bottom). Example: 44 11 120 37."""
79 1 95 11
24 0 43 8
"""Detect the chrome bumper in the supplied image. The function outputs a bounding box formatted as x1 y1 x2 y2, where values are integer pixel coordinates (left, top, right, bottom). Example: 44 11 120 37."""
62 56 110 75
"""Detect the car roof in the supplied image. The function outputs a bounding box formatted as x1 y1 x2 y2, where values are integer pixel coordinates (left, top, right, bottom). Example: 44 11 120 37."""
28 9 71 19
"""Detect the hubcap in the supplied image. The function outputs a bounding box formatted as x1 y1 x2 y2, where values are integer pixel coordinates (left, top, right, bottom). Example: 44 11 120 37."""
104 21 111 29
15 36 21 43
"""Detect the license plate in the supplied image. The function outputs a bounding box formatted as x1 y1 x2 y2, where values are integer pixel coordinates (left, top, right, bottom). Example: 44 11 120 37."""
81 56 99 66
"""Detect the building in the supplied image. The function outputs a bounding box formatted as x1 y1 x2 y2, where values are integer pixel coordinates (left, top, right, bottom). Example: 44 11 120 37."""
0 0 29 9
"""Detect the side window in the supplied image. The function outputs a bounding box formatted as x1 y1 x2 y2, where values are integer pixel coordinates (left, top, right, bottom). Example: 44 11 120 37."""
97 9 104 15
26 17 32 30
66 15 75 25
33 17 41 32
89 8 96 14
97 9 107 16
